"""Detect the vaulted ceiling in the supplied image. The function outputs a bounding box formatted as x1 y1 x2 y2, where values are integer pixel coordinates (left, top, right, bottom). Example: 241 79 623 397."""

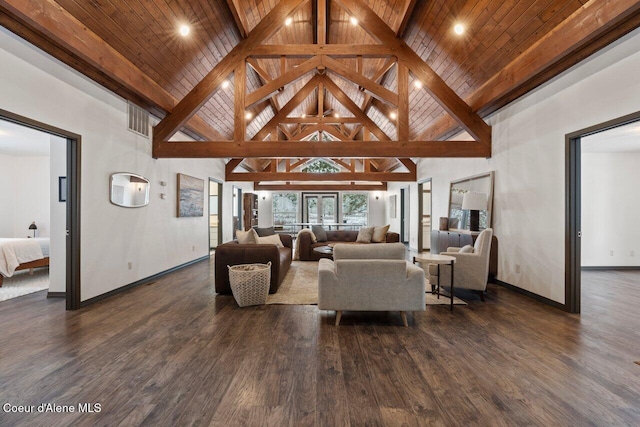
1 0 640 190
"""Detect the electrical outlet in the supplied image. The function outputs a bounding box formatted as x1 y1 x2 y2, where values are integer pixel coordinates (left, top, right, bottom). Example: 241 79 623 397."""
128 262 132 270
610 250 614 256
515 264 521 274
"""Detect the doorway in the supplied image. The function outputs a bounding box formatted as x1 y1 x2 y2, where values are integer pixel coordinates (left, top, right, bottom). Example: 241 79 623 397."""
303 193 338 224
209 179 222 252
0 109 81 310
417 179 432 253
400 186 410 244
566 110 640 313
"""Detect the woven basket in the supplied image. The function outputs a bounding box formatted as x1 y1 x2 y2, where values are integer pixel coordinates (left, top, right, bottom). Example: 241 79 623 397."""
228 262 271 307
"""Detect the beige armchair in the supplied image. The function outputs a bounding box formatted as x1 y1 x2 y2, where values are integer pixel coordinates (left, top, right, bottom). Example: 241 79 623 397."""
318 243 425 326
429 228 493 300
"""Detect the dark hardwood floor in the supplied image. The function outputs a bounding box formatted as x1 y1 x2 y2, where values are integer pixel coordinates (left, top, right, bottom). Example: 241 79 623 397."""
1 263 639 426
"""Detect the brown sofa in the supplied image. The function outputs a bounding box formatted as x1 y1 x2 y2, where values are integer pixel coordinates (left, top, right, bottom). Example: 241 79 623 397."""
214 234 293 294
298 229 400 261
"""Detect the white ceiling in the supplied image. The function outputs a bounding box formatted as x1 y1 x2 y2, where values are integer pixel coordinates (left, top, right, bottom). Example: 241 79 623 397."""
582 121 640 153
0 119 51 156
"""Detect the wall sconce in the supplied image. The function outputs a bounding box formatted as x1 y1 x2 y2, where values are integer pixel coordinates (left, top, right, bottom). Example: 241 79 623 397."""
28 221 37 238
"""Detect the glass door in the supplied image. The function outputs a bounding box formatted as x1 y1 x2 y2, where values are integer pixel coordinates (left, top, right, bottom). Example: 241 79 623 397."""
303 193 338 225
209 180 222 250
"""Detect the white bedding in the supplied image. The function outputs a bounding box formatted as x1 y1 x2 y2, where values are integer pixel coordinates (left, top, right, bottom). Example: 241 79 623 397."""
0 238 48 278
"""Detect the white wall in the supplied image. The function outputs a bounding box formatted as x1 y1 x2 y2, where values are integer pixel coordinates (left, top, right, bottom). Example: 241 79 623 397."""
418 27 640 303
385 182 419 251
581 152 640 267
0 154 50 237
49 136 67 292
0 27 227 301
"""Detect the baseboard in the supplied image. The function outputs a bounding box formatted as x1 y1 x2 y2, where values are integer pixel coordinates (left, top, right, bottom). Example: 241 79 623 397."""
80 255 210 308
581 266 640 271
492 279 566 311
47 291 66 298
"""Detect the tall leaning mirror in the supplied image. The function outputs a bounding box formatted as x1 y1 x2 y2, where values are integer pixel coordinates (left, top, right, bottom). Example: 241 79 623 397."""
448 171 494 231
110 172 150 208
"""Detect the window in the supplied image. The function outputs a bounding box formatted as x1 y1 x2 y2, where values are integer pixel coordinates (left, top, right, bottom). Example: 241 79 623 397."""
272 193 299 226
342 193 368 226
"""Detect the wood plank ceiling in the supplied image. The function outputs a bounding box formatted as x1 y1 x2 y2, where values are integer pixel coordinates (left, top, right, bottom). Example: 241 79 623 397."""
2 0 640 188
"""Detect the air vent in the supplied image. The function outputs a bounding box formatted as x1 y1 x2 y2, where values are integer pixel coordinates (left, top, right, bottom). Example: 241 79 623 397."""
127 101 149 137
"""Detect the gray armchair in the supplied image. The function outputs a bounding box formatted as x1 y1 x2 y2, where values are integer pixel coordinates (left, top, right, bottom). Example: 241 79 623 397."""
429 228 493 300
318 243 425 326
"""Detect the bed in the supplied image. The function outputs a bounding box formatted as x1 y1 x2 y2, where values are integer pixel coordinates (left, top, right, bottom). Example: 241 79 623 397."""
0 238 50 287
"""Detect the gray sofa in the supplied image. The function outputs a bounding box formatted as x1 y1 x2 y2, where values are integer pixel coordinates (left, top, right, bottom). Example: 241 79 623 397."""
318 243 425 326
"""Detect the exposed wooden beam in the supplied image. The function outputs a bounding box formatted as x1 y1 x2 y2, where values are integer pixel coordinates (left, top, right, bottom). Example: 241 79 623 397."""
246 58 281 114
333 0 491 144
317 0 327 45
234 62 246 142
398 158 416 174
321 76 390 141
281 117 361 124
224 0 249 38
361 58 397 111
396 0 418 38
245 56 321 108
152 0 307 145
321 55 398 107
248 44 397 57
255 183 388 191
397 61 409 141
228 171 416 182
289 158 311 170
153 140 491 158
290 125 323 140
0 0 226 142
331 158 353 171
252 75 321 141
225 158 244 175
418 0 640 142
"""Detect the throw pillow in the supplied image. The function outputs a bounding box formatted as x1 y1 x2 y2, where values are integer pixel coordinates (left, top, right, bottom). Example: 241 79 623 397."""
371 224 390 243
236 229 258 244
257 234 284 248
460 244 474 253
253 226 275 237
356 226 375 243
311 225 328 242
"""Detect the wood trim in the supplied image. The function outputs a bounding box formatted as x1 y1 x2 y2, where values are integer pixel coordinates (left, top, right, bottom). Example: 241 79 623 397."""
254 183 387 191
47 292 66 298
227 171 415 182
581 266 640 270
247 44 397 57
154 140 491 158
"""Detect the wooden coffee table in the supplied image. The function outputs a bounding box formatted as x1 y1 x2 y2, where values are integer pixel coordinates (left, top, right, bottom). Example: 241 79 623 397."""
413 254 457 311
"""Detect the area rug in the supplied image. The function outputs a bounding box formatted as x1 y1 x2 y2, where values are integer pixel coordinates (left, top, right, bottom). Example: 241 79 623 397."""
0 269 49 302
266 261 466 306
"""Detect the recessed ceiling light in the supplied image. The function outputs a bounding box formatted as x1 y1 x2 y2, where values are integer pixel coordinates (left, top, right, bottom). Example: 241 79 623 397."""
454 23 464 35
414 80 423 89
334 113 340 118
285 17 293 26
389 112 397 120
221 80 230 89
245 112 253 120
301 113 306 118
350 16 358 26
179 24 190 37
